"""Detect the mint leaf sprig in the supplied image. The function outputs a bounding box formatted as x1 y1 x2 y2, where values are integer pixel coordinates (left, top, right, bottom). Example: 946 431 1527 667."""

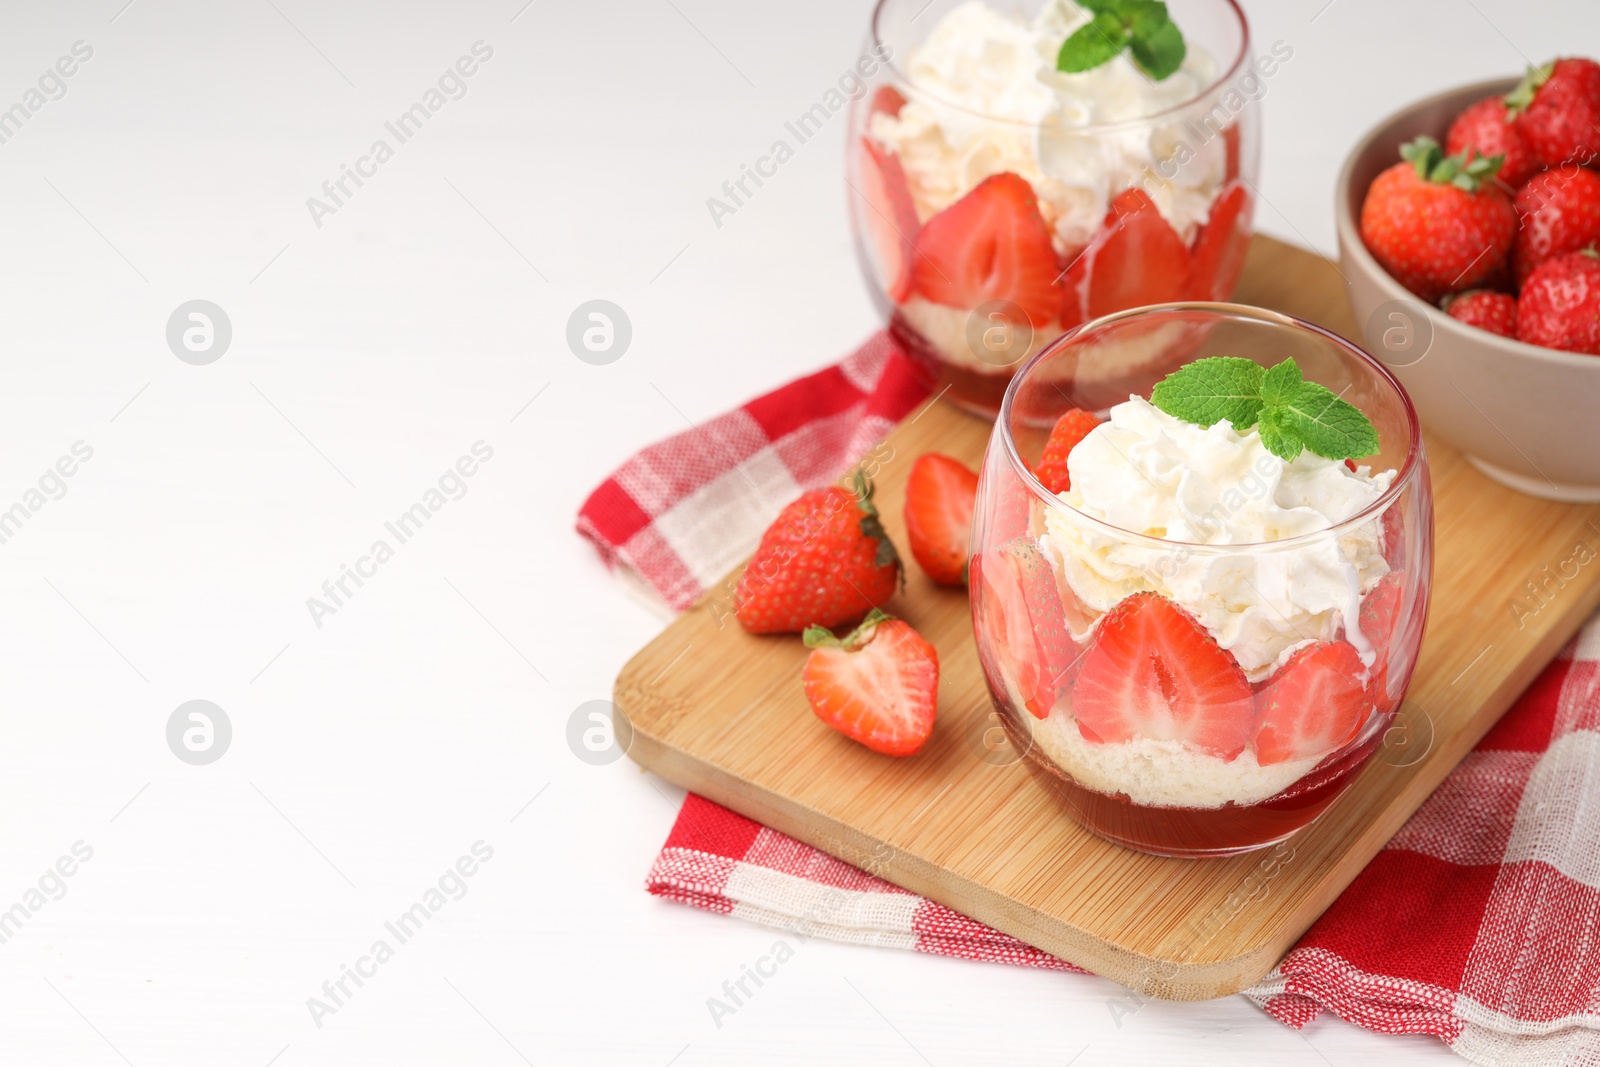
1150 357 1381 462
1057 0 1187 81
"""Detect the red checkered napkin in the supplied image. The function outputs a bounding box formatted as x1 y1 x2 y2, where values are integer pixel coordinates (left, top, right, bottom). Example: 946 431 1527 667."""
578 332 1600 1065
576 331 931 614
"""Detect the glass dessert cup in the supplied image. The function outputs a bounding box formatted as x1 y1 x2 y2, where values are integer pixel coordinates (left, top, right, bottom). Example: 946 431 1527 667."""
848 0 1262 418
970 304 1434 857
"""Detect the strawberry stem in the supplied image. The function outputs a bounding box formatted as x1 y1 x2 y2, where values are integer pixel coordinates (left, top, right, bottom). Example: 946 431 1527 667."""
802 608 893 650
1397 135 1504 193
851 468 904 581
1505 61 1555 116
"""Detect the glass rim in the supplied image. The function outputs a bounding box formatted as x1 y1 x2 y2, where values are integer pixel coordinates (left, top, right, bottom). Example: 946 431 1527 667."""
995 301 1426 553
868 0 1252 133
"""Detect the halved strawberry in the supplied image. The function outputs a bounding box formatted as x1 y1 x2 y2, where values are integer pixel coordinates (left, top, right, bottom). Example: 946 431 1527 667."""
904 453 978 586
1071 592 1254 758
1062 189 1192 324
973 539 1081 719
1033 408 1103 494
1253 641 1371 766
859 138 921 303
1187 182 1251 300
911 172 1062 327
871 85 907 119
803 610 939 757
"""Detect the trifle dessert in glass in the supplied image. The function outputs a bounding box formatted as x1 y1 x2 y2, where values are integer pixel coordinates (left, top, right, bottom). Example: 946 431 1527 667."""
970 304 1432 857
849 0 1262 416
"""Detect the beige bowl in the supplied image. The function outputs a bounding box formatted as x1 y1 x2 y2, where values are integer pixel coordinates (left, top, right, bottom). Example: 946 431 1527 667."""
1335 77 1600 502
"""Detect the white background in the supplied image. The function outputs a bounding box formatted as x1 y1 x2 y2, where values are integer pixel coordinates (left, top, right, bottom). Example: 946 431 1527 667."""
0 0 1587 1063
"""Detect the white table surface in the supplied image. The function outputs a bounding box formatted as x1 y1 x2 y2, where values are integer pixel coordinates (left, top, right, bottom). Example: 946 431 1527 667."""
0 0 1586 1063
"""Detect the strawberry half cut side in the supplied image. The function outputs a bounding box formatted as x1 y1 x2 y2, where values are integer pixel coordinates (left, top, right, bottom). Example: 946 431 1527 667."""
1062 188 1192 325
911 172 1062 327
1071 592 1255 759
803 610 939 757
1253 640 1371 766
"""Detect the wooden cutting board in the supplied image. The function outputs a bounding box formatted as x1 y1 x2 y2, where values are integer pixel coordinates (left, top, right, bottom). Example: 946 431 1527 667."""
612 236 1600 1000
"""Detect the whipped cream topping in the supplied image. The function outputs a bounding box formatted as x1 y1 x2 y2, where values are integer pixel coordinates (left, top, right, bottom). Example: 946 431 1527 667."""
870 0 1227 251
1042 396 1396 680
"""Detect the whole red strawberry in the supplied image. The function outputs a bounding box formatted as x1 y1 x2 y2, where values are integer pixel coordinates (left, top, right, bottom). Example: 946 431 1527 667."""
1516 250 1600 355
1444 290 1518 338
1446 95 1540 187
735 471 902 634
1511 165 1600 285
1507 58 1600 168
1360 136 1515 303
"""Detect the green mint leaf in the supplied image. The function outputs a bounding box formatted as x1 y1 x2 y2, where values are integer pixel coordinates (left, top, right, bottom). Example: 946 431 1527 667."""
1274 382 1381 461
1150 356 1266 429
1073 0 1123 12
1259 358 1302 408
1256 406 1301 462
1126 5 1185 80
1057 12 1130 73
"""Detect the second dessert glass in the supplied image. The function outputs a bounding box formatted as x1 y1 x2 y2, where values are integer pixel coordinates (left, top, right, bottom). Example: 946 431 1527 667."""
970 304 1433 857
849 0 1262 416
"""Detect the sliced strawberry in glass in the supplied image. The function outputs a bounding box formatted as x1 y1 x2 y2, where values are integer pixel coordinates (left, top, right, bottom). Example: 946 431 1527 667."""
858 137 921 303
1063 189 1192 323
1223 123 1241 183
1253 641 1371 765
1356 571 1406 699
911 172 1062 328
1187 181 1252 300
871 85 907 119
1380 506 1405 570
974 539 1080 720
1070 592 1254 758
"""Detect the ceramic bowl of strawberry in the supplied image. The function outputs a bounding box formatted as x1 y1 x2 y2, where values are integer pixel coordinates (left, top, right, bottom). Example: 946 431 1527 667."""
1336 66 1600 501
849 0 1263 418
970 303 1432 858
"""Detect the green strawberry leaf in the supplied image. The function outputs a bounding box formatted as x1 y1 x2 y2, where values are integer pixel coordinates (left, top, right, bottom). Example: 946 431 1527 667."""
1150 356 1267 428
1275 382 1381 461
1057 12 1130 73
1505 61 1555 116
850 468 903 582
801 623 843 649
1398 134 1503 191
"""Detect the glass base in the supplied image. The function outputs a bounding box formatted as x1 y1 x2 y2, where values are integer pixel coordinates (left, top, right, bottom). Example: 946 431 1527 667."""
1003 710 1387 859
